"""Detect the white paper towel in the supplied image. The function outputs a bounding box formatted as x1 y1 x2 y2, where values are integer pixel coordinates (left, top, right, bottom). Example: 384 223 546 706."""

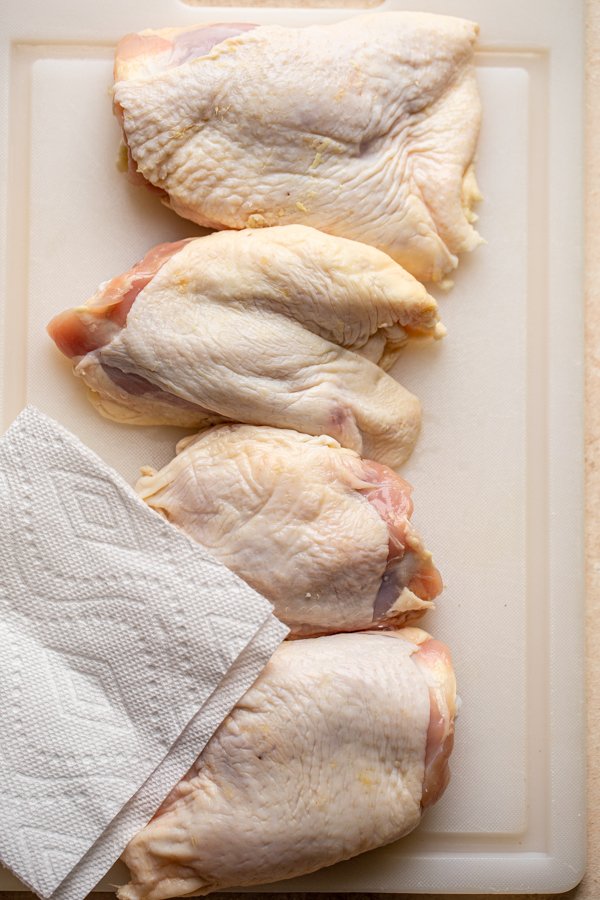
0 406 288 900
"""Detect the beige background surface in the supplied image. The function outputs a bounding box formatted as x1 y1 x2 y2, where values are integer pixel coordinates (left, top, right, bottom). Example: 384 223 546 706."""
2 1 596 898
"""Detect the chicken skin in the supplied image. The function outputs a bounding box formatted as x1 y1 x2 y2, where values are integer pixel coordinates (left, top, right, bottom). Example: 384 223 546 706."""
118 629 456 900
113 13 482 283
48 226 443 469
137 425 442 635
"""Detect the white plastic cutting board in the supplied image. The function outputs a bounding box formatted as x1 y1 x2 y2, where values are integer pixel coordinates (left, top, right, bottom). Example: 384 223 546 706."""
0 0 585 894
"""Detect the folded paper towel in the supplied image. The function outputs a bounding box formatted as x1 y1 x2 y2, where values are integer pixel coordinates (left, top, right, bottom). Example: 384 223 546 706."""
0 407 288 900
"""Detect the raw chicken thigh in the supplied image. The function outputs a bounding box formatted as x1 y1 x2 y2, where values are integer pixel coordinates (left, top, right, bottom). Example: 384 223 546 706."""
118 629 456 900
113 12 482 282
48 225 443 468
137 425 442 635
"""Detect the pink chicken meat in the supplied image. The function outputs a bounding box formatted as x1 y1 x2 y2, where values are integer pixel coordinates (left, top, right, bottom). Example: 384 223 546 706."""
137 424 442 635
48 225 444 469
117 628 456 900
112 13 482 283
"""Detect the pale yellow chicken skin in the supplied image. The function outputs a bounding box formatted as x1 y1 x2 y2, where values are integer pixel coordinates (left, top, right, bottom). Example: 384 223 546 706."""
137 425 442 635
118 629 456 900
114 12 481 281
113 13 482 283
48 226 444 469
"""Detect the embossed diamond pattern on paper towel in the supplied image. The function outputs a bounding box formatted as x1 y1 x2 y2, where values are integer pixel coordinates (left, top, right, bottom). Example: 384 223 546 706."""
0 407 287 900
18 827 89 897
49 651 130 728
51 470 141 549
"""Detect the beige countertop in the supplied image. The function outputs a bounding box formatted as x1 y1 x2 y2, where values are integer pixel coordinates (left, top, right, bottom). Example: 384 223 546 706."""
2 2 596 899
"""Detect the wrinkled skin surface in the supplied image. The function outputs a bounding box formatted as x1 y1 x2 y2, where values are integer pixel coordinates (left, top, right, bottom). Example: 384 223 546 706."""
137 425 442 635
118 629 456 900
113 13 482 282
48 226 444 468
